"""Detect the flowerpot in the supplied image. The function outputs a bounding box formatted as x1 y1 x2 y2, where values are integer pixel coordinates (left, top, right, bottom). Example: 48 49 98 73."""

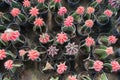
95 14 109 27
7 23 20 31
62 25 76 39
0 1 10 12
1 13 14 25
28 16 36 24
10 1 22 9
49 4 58 15
112 23 120 37
35 24 48 34
54 14 63 28
36 46 47 61
20 21 34 33
93 73 114 80
2 72 18 80
4 0 19 5
77 71 90 80
84 59 94 71
39 56 54 73
76 23 91 38
22 6 31 16
12 35 27 50
83 14 95 22
5 43 18 58
15 13 27 25
17 0 24 3
93 73 102 80
87 1 101 13
69 11 84 26
67 0 80 8
38 4 49 19
65 55 76 71
13 59 25 74
115 48 120 58
96 33 109 46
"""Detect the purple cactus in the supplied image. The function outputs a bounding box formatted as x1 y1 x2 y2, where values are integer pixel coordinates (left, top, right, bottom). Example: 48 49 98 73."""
65 42 79 55
47 46 59 57
109 0 120 8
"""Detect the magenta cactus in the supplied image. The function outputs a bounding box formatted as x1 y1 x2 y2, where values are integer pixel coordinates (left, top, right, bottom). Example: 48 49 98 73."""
47 46 59 57
109 0 120 8
65 42 78 55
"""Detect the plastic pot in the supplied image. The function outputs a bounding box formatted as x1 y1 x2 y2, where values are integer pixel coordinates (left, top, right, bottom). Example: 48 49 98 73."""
112 23 120 37
115 48 120 58
76 23 91 38
1 13 14 25
62 25 76 39
38 4 49 19
69 11 84 26
2 72 18 80
39 56 54 73
20 21 34 33
77 71 91 80
13 59 25 74
67 0 80 8
12 35 27 50
54 14 63 28
7 23 20 31
95 14 110 27
0 1 10 12
65 55 76 71
36 46 47 61
96 33 109 46
35 24 48 34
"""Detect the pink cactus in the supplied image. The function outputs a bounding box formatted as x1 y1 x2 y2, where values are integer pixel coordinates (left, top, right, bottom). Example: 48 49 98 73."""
56 32 68 44
68 75 77 80
85 19 94 28
38 0 45 3
57 62 67 74
4 60 13 70
87 7 95 14
23 0 31 7
93 60 103 71
76 6 85 15
96 0 102 4
0 29 20 42
105 47 114 55
85 37 95 47
10 8 21 17
64 16 74 27
54 0 61 3
104 9 113 17
28 50 40 61
58 7 67 16
29 7 39 16
108 35 117 44
111 61 120 72
19 49 27 56
0 49 6 60
39 33 50 44
34 17 44 27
